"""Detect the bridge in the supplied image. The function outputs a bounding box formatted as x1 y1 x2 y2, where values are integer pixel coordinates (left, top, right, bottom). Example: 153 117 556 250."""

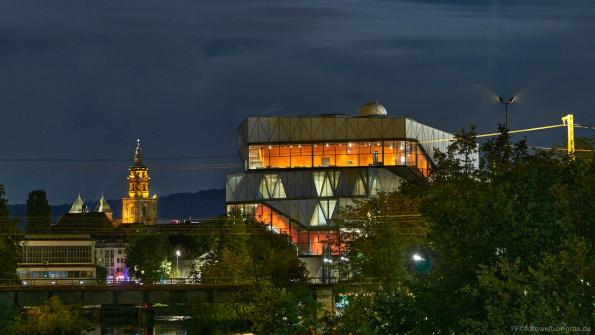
0 278 341 318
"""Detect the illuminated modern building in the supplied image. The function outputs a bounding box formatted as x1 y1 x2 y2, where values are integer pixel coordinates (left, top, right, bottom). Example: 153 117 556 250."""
17 235 96 285
226 102 464 265
121 139 158 225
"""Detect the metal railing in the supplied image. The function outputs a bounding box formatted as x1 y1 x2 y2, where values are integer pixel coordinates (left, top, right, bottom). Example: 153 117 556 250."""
0 276 367 288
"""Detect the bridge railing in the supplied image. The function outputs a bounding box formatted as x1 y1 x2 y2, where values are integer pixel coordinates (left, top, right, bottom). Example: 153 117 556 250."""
0 275 370 288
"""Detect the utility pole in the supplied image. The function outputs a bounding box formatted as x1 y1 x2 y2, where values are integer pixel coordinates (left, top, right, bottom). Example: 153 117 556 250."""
561 114 575 159
498 96 515 129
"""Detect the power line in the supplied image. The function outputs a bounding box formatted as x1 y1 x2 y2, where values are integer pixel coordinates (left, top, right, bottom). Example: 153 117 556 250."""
575 124 595 130
0 155 238 163
531 146 594 153
419 123 568 145
476 123 566 138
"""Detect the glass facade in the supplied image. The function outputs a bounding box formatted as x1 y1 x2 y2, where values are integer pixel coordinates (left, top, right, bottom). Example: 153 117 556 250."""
227 203 340 256
21 245 93 264
247 140 431 176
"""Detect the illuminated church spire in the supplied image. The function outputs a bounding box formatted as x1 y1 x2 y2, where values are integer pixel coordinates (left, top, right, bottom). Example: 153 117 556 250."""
127 139 150 198
134 138 143 166
122 139 157 225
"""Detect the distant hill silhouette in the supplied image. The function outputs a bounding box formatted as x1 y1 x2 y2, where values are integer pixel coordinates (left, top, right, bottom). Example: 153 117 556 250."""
7 189 226 224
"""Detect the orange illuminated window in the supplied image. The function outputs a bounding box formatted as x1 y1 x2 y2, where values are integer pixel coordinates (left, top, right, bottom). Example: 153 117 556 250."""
310 231 324 255
268 145 291 169
249 140 428 170
335 143 358 167
416 145 430 176
309 230 340 256
298 231 309 254
253 203 300 245
290 145 313 168
313 143 337 167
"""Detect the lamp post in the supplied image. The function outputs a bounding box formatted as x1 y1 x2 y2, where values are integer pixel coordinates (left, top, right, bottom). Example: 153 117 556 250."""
175 250 181 279
498 96 515 129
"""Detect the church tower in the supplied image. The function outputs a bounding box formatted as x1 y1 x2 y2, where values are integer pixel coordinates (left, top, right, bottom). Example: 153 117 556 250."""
121 139 157 225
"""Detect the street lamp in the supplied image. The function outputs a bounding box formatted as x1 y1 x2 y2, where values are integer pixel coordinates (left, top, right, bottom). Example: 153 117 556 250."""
498 96 515 129
406 248 433 274
175 250 181 279
412 253 424 262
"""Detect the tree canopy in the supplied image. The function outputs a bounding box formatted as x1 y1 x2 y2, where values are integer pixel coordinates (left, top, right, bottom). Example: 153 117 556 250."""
125 232 170 282
14 296 88 335
26 190 51 233
196 214 317 334
0 185 18 283
329 131 594 334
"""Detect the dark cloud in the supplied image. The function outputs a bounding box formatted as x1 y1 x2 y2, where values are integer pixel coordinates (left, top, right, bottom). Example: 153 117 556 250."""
0 0 594 205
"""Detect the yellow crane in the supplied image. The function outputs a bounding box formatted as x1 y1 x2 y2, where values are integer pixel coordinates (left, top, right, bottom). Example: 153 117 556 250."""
421 113 582 158
561 114 575 158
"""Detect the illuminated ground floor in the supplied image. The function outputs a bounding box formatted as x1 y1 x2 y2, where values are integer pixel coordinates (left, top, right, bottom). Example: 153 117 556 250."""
227 202 341 256
17 265 96 285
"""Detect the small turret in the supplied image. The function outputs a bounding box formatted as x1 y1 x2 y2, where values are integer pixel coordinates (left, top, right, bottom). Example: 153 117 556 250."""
69 193 85 213
95 194 113 221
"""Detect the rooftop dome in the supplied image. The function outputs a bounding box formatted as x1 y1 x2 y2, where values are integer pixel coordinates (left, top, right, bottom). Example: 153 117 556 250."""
358 101 387 117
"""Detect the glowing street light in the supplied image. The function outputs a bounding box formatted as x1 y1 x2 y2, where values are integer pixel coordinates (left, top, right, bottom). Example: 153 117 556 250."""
411 253 424 262
498 96 515 129
176 250 181 279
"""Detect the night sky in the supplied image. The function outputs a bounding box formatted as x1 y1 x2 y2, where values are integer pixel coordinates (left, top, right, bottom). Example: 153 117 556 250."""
1 0 594 205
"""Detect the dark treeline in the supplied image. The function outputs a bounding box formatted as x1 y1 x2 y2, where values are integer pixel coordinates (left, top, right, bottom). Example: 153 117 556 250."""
6 188 226 225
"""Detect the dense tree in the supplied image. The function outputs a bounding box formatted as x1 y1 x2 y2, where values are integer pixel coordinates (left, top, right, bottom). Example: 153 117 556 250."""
95 265 108 283
0 185 17 234
14 296 88 335
335 192 429 287
26 190 51 233
202 215 310 287
249 285 317 335
0 185 10 229
575 137 595 160
413 133 594 333
186 302 251 335
325 191 429 333
169 232 214 260
201 215 253 283
323 288 421 335
195 214 317 334
0 185 18 283
249 226 309 288
0 300 17 335
330 129 594 334
125 233 170 282
461 237 594 334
